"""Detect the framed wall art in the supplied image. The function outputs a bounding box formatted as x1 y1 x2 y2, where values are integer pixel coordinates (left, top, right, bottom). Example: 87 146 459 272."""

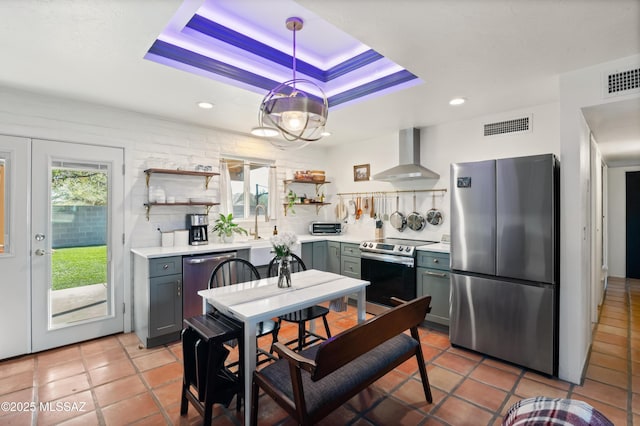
353 164 370 182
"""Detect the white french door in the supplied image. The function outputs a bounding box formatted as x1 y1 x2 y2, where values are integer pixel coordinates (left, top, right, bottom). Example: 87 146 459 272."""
31 140 124 352
0 135 31 359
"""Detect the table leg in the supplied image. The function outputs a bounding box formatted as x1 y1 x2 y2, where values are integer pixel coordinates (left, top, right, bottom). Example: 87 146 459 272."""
243 321 257 426
356 288 366 323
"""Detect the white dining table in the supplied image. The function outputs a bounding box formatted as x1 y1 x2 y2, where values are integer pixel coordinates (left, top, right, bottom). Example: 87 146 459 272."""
198 269 369 425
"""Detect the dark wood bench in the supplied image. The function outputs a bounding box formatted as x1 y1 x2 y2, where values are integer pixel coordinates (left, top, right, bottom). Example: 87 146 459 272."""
250 296 433 425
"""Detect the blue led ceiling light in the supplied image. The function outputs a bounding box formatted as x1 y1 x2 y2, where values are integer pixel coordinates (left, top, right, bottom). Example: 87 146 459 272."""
144 0 422 120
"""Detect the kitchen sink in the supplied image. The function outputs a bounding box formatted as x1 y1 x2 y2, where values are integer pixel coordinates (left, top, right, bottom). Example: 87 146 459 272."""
247 241 275 266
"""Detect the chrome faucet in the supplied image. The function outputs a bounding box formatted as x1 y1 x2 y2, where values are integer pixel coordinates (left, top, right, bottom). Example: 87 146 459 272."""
251 204 268 239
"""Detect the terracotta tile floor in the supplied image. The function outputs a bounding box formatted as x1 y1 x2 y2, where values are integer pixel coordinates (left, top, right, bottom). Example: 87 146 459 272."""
0 277 636 425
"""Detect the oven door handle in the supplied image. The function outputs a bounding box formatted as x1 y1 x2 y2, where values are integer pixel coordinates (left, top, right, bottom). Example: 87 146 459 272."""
360 251 415 267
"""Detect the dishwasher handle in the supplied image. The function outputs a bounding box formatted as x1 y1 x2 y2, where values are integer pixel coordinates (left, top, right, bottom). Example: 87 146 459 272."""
183 253 236 265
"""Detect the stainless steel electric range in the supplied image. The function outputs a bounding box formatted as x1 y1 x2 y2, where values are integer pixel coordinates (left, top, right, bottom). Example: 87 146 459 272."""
359 238 437 315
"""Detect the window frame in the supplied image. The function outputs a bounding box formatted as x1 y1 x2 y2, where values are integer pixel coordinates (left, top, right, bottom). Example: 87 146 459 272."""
222 156 273 220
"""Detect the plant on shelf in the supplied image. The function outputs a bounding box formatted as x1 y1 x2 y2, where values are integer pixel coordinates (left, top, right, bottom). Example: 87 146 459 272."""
286 189 297 213
211 213 247 243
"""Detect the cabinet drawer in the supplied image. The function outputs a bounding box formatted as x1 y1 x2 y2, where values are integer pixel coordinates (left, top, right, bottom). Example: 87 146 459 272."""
149 256 182 277
341 243 361 258
417 267 450 326
417 251 450 270
341 256 361 279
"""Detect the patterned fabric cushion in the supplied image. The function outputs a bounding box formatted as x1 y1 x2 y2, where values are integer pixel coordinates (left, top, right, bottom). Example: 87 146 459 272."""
258 333 418 416
503 397 614 426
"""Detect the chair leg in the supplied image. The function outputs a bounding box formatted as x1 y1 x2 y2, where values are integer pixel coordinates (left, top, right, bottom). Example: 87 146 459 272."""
270 319 281 354
322 315 331 339
180 381 189 415
250 377 260 426
297 321 305 352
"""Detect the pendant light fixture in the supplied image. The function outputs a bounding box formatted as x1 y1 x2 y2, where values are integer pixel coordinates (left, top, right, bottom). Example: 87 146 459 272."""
253 17 329 149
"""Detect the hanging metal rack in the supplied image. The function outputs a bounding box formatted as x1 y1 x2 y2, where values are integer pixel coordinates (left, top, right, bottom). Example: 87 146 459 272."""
336 188 447 197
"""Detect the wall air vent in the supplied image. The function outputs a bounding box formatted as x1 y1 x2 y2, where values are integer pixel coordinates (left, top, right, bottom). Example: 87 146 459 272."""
483 116 531 136
604 67 640 97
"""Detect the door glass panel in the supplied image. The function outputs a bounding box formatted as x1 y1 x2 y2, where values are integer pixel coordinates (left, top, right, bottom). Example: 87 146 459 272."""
0 158 6 254
50 161 110 328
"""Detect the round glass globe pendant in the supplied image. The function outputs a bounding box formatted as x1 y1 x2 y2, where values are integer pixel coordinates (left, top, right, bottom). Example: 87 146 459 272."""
257 17 328 147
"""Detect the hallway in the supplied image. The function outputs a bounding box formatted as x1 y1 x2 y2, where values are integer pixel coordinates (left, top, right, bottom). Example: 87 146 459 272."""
0 277 636 425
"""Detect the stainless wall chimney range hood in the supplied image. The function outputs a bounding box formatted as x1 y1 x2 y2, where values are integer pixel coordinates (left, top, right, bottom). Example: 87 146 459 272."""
372 128 440 181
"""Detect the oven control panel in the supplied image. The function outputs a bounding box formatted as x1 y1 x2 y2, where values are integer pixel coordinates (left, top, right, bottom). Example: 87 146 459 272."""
359 241 416 257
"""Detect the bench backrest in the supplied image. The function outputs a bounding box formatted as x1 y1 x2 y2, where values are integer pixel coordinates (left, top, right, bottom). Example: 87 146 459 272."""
311 295 431 381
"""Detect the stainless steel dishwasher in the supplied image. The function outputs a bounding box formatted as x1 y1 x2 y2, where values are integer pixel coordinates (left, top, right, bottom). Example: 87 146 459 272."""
182 251 236 320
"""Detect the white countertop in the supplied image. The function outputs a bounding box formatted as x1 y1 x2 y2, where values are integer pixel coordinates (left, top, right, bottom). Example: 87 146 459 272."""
417 242 450 254
131 234 362 259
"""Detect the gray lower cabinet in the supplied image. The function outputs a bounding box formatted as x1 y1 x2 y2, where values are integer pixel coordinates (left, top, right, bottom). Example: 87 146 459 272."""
133 255 183 348
417 251 450 326
327 241 341 274
340 243 361 279
301 241 328 271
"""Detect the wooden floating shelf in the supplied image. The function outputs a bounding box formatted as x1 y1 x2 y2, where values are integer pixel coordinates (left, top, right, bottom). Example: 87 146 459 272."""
143 202 220 220
282 202 330 216
144 168 219 189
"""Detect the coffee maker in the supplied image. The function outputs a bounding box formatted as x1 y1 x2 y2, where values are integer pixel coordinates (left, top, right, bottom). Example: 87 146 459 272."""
187 214 209 245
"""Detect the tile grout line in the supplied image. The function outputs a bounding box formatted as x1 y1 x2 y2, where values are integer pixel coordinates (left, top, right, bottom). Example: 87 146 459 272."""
626 278 633 426
80 343 107 426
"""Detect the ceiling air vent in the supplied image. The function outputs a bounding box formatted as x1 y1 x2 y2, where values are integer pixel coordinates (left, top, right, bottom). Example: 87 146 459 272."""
484 116 530 136
604 67 640 97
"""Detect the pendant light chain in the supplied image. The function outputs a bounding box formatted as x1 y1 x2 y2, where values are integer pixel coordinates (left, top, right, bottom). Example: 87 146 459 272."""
291 22 297 89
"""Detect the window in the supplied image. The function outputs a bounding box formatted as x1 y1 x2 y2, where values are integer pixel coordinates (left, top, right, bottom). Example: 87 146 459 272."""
224 157 272 219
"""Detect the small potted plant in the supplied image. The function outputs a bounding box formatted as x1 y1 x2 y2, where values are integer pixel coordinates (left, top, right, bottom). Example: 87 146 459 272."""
211 213 248 243
286 189 297 214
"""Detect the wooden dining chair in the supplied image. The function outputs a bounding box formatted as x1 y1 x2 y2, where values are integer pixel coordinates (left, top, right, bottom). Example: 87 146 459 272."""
208 258 279 366
267 254 332 351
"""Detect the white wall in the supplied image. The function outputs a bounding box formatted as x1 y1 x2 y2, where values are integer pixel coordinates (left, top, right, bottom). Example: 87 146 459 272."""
558 53 640 383
608 165 640 277
326 102 560 241
0 86 332 332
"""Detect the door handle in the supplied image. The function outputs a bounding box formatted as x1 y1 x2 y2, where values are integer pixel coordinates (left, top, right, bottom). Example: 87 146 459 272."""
34 249 52 256
424 271 447 278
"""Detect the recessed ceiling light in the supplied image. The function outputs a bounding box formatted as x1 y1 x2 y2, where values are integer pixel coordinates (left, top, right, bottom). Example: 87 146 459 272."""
250 126 279 137
197 101 214 109
449 97 466 106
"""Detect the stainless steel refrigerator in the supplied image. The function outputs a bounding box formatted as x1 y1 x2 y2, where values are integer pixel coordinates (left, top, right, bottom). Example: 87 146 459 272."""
449 154 559 376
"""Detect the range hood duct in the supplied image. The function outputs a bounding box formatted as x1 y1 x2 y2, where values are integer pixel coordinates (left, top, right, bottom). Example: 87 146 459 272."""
373 128 440 181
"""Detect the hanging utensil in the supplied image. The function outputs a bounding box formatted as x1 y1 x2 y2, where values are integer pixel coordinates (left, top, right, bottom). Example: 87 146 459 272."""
389 194 406 231
363 197 369 215
370 195 375 218
426 192 444 225
407 192 426 231
356 196 362 219
383 196 389 221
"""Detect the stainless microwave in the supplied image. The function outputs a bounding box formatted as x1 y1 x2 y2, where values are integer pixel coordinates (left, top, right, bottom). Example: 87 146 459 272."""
309 222 343 235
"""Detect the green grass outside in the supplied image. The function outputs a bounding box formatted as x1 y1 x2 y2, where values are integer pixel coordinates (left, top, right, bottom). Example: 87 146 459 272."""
52 245 107 291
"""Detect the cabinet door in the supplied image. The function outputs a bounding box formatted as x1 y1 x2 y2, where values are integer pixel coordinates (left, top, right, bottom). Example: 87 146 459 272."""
149 274 183 338
327 241 341 274
312 241 327 271
418 267 450 326
301 242 313 270
341 256 361 279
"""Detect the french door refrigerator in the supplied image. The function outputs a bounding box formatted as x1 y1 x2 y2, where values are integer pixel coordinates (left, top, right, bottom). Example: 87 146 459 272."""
449 154 559 376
